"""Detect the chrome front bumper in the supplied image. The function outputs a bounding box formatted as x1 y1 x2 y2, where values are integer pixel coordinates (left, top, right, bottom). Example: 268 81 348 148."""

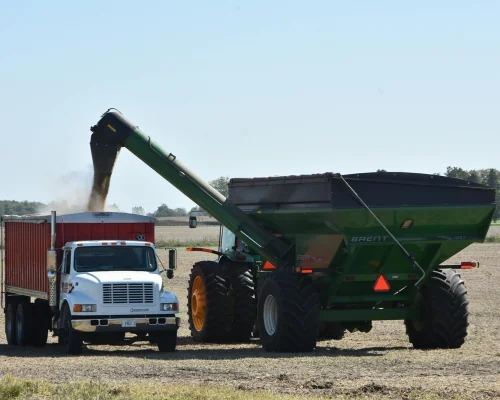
72 316 180 333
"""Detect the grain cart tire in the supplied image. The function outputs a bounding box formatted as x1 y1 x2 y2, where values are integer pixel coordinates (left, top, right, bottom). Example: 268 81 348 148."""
5 303 18 345
223 261 256 342
32 300 50 347
187 261 231 343
318 322 345 340
257 272 320 353
405 269 469 349
61 306 83 355
155 331 177 352
15 303 33 346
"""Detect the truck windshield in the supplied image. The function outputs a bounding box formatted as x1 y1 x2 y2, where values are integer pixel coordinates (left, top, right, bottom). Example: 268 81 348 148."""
74 246 157 272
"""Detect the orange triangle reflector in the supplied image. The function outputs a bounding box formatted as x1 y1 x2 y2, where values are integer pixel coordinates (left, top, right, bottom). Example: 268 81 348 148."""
262 261 276 271
374 275 390 292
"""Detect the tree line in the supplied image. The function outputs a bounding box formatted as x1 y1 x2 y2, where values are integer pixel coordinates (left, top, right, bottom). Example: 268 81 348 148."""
2 171 499 221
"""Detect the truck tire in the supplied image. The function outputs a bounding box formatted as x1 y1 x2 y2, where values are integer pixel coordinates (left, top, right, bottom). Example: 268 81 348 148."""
257 272 320 353
5 303 17 345
32 300 49 347
318 322 345 340
61 306 83 355
15 303 33 346
223 261 256 342
187 261 231 343
405 269 469 349
155 331 177 352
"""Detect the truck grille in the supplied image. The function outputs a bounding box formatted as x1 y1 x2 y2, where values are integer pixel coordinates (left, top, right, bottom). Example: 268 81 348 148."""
102 283 154 304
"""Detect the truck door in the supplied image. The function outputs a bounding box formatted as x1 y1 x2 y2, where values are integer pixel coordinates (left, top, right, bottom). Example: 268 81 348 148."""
59 248 72 304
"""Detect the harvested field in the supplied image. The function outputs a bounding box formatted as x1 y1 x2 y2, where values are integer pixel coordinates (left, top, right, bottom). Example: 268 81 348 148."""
0 225 498 399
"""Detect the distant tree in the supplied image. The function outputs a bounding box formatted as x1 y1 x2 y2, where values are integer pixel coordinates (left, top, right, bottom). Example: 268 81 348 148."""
209 176 229 197
468 171 481 184
376 169 387 173
132 206 145 215
486 169 499 189
445 167 470 181
0 200 45 216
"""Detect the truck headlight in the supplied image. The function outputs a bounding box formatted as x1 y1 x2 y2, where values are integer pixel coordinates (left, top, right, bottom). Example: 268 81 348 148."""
161 303 178 311
73 304 97 312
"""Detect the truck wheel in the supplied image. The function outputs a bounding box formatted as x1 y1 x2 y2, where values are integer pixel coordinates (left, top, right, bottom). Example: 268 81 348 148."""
32 300 49 347
5 303 17 345
257 272 320 353
405 269 469 349
318 322 345 340
61 306 83 355
187 261 230 343
155 331 177 352
223 262 256 342
15 303 33 346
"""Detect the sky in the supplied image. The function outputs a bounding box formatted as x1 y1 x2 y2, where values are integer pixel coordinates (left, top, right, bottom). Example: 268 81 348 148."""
0 1 499 214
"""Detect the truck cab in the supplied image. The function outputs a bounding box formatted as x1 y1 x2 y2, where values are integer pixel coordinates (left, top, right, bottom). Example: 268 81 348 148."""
57 240 179 353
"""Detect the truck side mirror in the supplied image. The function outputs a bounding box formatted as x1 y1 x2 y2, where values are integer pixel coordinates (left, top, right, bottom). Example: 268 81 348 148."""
189 216 197 229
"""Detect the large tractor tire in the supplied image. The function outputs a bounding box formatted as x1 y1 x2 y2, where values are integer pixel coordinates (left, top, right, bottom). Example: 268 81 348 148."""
5 303 18 345
405 269 469 349
15 302 33 346
318 322 345 340
187 261 231 343
223 261 256 342
257 272 320 353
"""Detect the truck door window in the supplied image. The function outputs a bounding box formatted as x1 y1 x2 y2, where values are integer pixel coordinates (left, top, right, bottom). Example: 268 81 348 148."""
62 249 71 274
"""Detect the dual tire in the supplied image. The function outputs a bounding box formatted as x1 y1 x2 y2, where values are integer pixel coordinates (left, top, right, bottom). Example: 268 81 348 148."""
187 261 256 343
5 300 50 347
187 261 321 353
257 272 320 352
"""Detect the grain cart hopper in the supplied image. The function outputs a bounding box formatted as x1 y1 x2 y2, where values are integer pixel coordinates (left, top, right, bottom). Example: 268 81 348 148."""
88 109 496 352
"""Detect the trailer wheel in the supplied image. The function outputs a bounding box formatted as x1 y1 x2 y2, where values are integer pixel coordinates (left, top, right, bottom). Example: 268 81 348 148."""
405 269 469 349
223 261 256 342
5 303 17 345
318 322 345 340
257 272 320 352
32 300 49 347
155 331 177 352
187 261 230 342
61 306 83 355
15 303 33 346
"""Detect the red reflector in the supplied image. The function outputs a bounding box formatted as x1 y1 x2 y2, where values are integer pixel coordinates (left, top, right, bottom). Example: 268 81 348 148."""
301 269 313 274
345 276 355 281
408 274 417 279
461 261 477 269
374 275 390 292
262 261 276 271
236 255 246 260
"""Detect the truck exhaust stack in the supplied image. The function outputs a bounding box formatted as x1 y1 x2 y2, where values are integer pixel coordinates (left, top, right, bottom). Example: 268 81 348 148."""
47 211 57 310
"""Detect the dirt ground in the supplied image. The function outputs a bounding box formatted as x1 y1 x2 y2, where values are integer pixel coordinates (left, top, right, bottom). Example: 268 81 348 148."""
0 234 499 398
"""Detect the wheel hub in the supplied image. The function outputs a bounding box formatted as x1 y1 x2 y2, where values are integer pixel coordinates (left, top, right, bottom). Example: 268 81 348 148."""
191 276 206 332
263 295 278 336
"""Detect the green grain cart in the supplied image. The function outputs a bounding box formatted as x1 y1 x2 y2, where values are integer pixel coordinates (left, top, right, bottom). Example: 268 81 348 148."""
88 109 496 352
